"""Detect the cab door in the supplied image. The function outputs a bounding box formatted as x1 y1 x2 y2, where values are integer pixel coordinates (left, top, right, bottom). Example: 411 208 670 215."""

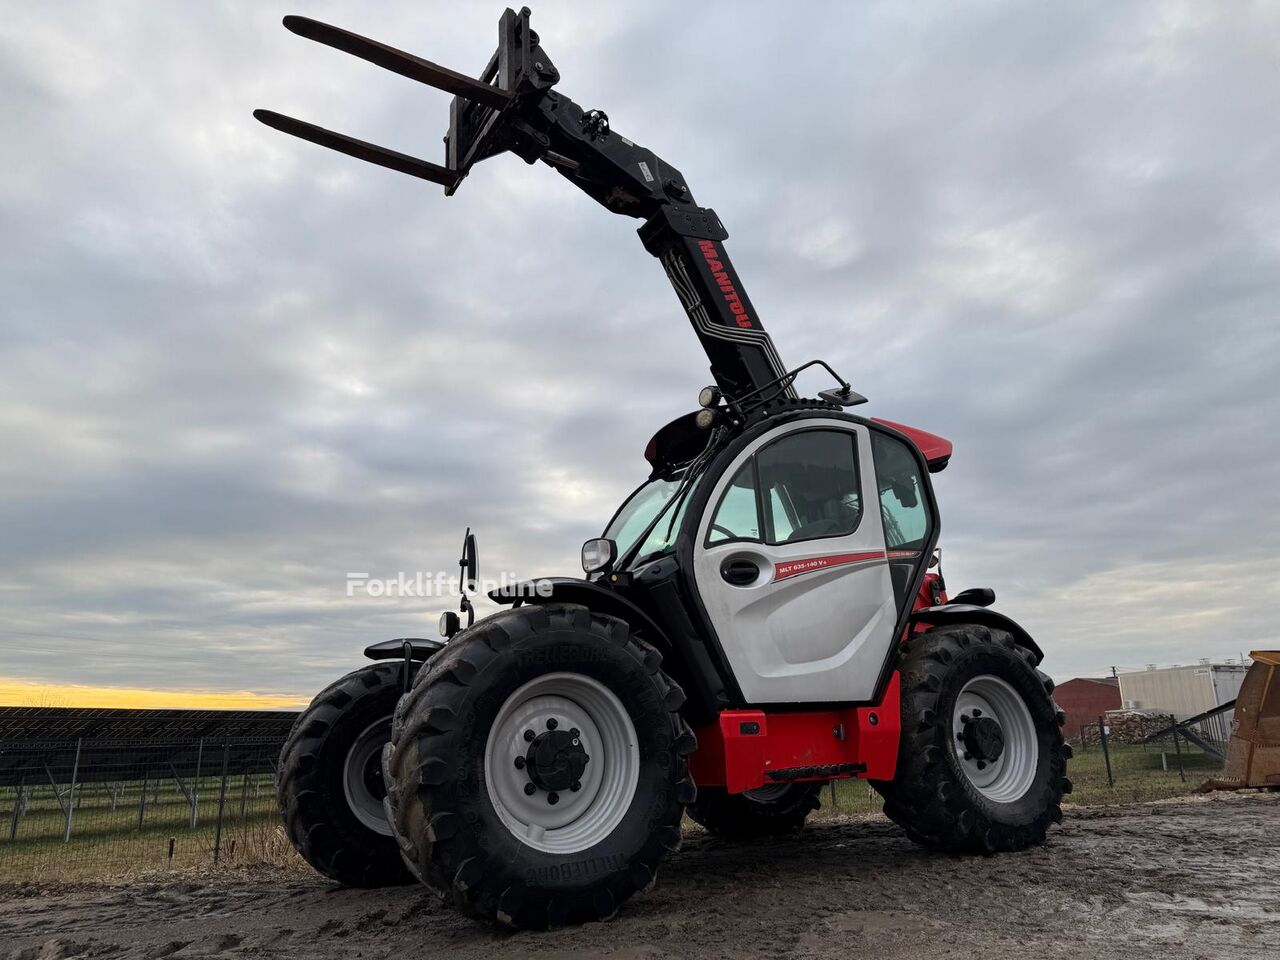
691 419 901 704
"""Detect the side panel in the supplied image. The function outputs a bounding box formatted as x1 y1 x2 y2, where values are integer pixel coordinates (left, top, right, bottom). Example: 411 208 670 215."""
689 673 901 792
692 419 898 704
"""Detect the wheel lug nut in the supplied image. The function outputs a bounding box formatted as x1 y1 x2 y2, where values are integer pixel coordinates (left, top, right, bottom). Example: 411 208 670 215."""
570 781 581 792
976 760 987 770
514 756 526 769
547 792 559 805
523 729 535 742
524 783 537 796
546 718 558 730
570 728 579 737
960 714 971 725
963 752 972 761
972 708 982 717
956 733 965 743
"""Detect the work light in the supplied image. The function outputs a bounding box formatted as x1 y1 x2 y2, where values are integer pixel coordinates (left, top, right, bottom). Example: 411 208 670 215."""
581 538 617 574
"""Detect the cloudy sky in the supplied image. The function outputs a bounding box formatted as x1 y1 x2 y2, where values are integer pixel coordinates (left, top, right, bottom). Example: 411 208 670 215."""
1 1 1277 707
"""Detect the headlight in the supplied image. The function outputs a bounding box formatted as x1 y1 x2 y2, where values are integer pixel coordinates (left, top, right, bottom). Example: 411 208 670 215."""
581 538 617 574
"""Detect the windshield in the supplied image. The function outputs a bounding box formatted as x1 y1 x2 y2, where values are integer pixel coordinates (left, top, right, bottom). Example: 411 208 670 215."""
604 474 698 569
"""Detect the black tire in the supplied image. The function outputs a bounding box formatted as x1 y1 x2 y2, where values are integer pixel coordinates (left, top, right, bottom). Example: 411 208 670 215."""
687 782 823 838
279 661 415 887
385 603 696 929
873 623 1071 853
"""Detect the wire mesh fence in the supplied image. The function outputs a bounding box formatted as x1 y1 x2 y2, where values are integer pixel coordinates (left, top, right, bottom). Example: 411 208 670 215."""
1069 710 1229 804
0 736 295 882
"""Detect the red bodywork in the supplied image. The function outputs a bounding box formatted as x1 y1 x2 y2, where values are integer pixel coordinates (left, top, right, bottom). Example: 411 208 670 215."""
690 674 902 791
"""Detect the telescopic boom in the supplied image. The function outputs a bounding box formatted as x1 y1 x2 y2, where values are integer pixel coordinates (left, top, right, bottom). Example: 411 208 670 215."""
255 8 796 406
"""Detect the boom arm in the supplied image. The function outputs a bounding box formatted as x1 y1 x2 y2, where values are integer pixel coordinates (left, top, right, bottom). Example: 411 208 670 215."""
255 8 794 406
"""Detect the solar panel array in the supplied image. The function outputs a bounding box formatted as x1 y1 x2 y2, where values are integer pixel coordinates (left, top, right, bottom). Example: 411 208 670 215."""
0 706 300 743
0 707 301 787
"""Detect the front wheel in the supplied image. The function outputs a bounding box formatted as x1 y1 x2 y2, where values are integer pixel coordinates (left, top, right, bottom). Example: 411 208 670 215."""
385 604 696 928
874 623 1071 853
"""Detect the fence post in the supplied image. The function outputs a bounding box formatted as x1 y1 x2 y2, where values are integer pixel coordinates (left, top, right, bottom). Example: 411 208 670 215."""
9 778 24 840
213 740 230 864
138 769 149 829
190 738 203 828
239 772 249 819
63 738 82 842
1097 714 1113 788
1171 715 1185 782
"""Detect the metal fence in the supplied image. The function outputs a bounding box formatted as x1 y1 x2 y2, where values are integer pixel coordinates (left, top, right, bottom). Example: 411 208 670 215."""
1073 710 1229 801
0 734 294 882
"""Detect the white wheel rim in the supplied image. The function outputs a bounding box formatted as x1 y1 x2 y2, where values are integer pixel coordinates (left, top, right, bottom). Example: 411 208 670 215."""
952 675 1039 803
344 717 393 836
484 672 640 855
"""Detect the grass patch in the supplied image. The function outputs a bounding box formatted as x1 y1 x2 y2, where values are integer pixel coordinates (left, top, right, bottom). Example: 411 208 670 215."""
0 774 301 883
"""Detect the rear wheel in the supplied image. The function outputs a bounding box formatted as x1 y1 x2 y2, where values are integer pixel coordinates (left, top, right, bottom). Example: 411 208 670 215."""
279 662 415 886
385 604 696 928
874 623 1071 853
687 782 823 838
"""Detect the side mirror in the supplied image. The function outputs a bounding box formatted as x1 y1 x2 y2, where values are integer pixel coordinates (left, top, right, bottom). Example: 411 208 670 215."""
461 530 479 592
890 478 918 508
581 538 617 575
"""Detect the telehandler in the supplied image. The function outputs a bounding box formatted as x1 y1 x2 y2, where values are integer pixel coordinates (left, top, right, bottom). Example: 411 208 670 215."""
258 8 1071 927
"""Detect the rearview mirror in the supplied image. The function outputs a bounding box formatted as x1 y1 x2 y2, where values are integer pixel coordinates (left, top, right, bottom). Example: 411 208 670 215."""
890 478 918 509
461 530 479 591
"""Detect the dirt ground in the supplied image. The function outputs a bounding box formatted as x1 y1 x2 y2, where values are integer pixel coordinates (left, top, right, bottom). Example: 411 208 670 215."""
2 793 1276 960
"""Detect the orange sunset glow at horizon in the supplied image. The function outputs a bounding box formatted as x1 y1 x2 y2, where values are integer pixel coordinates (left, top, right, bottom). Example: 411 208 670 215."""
0 677 309 711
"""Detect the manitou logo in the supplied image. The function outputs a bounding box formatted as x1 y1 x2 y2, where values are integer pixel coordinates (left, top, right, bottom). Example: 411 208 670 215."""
698 239 753 328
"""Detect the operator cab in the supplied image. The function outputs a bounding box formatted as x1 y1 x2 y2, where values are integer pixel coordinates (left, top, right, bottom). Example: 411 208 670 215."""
588 405 949 706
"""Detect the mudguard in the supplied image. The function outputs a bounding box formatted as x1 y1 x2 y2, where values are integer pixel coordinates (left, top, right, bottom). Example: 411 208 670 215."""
489 577 673 651
363 637 446 662
909 604 1045 665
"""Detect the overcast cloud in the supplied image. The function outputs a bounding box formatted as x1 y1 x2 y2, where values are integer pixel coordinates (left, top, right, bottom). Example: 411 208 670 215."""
1 1 1277 700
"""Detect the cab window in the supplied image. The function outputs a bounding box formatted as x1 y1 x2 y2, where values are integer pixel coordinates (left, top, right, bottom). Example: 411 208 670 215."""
758 430 861 543
871 432 929 550
706 429 862 546
707 463 759 544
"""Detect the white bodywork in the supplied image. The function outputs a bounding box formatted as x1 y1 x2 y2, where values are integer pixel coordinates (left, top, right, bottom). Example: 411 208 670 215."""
693 418 899 704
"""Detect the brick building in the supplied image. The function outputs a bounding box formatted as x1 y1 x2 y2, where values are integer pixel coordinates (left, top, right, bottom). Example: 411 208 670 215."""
1053 677 1121 742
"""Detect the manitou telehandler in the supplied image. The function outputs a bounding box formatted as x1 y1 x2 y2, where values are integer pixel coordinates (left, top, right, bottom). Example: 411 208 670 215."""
259 8 1071 928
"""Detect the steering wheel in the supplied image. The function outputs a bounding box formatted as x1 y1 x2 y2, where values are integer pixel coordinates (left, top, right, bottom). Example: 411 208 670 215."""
711 523 737 540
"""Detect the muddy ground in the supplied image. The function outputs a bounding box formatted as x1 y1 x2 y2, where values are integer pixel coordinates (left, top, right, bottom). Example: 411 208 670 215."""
2 793 1276 960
